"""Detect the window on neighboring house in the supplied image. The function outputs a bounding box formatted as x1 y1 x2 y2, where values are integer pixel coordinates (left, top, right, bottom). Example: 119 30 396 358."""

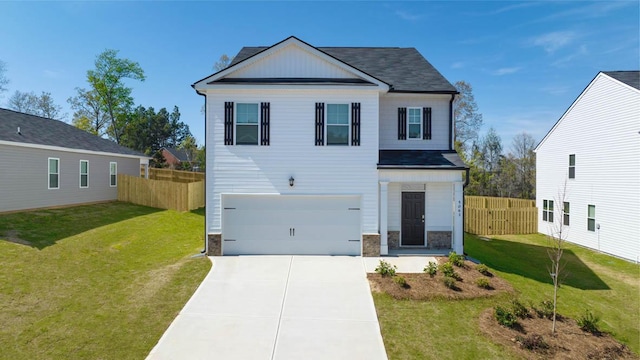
587 205 596 231
235 103 259 145
569 154 575 179
563 202 570 226
407 108 422 139
80 160 89 188
543 199 554 222
48 158 59 189
326 104 349 145
109 162 117 187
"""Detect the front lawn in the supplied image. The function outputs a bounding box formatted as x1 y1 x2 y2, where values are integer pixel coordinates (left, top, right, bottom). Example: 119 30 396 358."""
0 202 211 360
373 233 639 359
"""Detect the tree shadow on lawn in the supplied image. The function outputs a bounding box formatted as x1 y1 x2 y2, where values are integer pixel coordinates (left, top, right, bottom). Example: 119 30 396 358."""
190 207 205 217
466 235 610 290
0 201 162 250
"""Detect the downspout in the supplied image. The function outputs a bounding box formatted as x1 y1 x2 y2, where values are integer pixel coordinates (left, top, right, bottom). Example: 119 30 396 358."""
196 89 207 254
449 94 455 150
463 167 470 255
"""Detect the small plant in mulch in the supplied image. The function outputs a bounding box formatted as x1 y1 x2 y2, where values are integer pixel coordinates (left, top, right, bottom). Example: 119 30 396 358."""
476 263 492 277
516 334 549 352
443 276 459 290
475 277 492 289
439 262 461 280
423 261 438 277
393 275 409 288
586 344 634 359
495 306 518 328
577 309 602 335
448 251 466 267
511 299 530 319
531 299 555 319
375 260 397 277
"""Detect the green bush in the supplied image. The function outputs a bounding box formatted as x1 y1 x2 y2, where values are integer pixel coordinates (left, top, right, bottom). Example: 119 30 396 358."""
516 334 549 351
448 251 465 267
475 277 491 289
375 260 397 277
476 264 491 276
577 310 601 334
511 299 530 319
443 276 457 290
495 306 518 328
439 262 461 280
393 275 409 288
531 299 554 319
423 261 438 277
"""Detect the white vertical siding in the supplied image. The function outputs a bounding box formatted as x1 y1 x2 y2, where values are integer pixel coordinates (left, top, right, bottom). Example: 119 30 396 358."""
205 88 380 234
536 74 640 262
379 93 452 150
228 44 357 79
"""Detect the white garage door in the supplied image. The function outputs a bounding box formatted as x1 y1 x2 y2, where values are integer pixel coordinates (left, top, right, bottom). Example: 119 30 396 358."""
222 194 361 255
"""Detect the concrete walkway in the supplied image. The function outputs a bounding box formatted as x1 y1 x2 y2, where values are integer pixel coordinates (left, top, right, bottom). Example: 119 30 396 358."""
146 256 388 360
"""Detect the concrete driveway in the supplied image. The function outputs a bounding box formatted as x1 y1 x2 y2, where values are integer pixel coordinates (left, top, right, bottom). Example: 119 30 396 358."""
146 256 388 360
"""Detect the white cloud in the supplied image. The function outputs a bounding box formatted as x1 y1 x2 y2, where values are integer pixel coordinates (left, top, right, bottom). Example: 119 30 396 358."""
451 61 465 69
551 44 588 67
491 67 522 76
540 85 570 96
395 10 421 21
43 70 61 79
530 31 576 54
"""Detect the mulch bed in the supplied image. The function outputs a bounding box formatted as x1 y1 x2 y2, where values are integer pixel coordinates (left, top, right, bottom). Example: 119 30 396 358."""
478 308 638 359
367 257 513 300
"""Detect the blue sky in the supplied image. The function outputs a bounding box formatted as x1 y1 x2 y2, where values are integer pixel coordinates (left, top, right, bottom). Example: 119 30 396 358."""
1 1 638 149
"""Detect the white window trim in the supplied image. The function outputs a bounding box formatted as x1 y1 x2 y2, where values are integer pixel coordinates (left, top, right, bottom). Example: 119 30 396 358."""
542 199 554 223
407 107 422 140
587 204 596 232
48 157 60 190
568 154 576 179
563 201 570 226
325 103 351 146
234 103 259 146
80 160 89 189
109 162 117 187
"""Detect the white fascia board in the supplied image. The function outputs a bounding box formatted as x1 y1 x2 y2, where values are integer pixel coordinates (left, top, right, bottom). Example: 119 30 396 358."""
193 37 390 92
0 140 151 161
197 83 385 92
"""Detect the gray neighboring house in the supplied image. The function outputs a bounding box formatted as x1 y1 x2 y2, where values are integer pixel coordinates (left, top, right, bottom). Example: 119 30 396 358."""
0 108 149 213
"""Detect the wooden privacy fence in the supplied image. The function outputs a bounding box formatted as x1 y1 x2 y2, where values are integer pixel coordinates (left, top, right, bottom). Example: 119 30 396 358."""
464 196 537 235
140 168 205 183
118 174 204 212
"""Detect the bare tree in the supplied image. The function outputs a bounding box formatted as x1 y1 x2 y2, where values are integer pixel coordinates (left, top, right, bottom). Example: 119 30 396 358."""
547 180 569 334
511 132 536 199
0 60 8 96
8 90 64 119
68 87 108 136
454 80 484 154
213 54 230 71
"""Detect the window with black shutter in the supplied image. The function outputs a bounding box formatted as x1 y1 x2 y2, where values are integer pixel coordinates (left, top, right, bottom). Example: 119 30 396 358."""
351 102 360 146
423 107 432 140
398 107 407 140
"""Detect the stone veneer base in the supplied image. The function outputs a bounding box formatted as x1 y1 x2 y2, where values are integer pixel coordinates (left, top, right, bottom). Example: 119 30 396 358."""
362 234 380 257
207 233 222 256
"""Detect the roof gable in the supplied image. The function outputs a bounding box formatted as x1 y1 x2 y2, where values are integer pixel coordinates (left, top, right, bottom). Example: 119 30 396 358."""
0 108 146 157
603 71 640 91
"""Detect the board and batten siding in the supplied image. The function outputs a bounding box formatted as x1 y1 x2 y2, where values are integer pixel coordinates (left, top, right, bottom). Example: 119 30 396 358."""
205 88 380 235
0 144 140 212
536 73 640 262
379 93 451 150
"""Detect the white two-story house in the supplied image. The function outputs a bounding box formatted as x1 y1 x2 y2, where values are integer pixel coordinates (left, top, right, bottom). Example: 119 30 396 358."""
193 36 467 257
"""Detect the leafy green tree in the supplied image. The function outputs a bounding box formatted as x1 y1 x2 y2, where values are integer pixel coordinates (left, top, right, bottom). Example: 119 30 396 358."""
121 105 192 155
454 81 484 155
86 49 145 144
67 88 108 136
8 90 64 119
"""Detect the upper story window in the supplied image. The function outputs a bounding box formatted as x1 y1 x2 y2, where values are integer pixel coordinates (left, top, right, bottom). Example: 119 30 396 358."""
326 104 349 145
48 157 59 189
568 154 575 179
109 162 117 187
224 102 270 146
587 205 596 231
315 102 360 146
398 107 431 140
80 160 89 188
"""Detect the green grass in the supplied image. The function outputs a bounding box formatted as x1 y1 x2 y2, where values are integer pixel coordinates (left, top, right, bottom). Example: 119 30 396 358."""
373 233 639 359
0 202 211 360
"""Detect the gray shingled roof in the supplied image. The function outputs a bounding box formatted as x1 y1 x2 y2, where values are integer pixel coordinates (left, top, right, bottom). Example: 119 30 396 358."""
0 108 145 157
228 42 457 93
378 150 468 169
163 147 192 162
603 71 640 90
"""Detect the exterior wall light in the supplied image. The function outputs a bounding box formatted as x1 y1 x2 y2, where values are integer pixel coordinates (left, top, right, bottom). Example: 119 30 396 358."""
289 176 295 187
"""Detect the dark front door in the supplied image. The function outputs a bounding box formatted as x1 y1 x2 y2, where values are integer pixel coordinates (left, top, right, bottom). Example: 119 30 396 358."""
401 192 425 246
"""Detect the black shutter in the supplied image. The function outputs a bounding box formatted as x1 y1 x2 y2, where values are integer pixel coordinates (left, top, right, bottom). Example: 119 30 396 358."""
315 102 325 146
224 102 234 145
260 102 270 146
351 102 360 146
423 107 432 140
398 107 407 140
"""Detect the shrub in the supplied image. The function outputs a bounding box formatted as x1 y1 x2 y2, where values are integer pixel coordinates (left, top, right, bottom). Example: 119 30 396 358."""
516 334 549 351
423 261 438 277
495 306 517 328
476 264 492 276
439 262 461 280
577 310 601 334
475 277 491 289
448 251 465 267
393 275 409 288
511 299 530 319
531 299 554 319
375 260 397 277
443 276 457 290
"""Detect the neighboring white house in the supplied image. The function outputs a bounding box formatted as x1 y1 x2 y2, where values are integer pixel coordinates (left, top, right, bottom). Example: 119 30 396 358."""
535 71 640 262
0 108 149 213
193 36 468 257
